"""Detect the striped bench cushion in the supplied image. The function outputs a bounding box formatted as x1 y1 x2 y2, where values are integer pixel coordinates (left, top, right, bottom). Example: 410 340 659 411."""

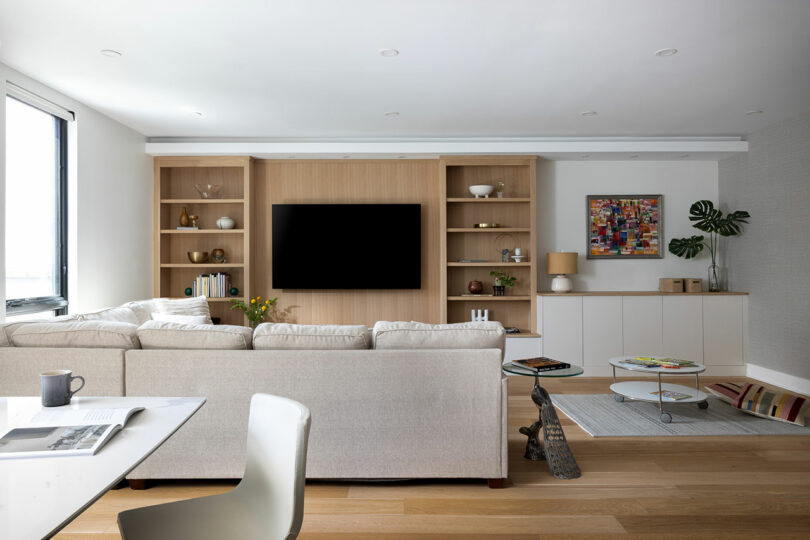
704 382 744 403
706 382 807 426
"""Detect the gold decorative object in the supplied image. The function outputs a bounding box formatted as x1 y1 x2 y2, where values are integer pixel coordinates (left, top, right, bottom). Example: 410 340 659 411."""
179 207 189 227
187 251 209 264
190 215 199 228
211 248 226 263
474 223 501 228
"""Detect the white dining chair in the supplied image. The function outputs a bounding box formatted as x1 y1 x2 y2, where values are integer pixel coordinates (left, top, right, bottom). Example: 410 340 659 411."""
118 393 312 540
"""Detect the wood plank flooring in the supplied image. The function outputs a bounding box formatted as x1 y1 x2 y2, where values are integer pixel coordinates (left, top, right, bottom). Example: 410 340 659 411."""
55 376 810 539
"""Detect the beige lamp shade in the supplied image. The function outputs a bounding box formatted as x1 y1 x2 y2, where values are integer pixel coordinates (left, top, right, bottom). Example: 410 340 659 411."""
547 252 578 275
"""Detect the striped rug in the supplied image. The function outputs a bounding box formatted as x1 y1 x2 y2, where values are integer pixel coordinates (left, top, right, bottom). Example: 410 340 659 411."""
551 394 810 437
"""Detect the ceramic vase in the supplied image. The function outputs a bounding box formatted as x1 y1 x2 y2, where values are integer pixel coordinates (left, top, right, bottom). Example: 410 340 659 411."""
216 216 235 229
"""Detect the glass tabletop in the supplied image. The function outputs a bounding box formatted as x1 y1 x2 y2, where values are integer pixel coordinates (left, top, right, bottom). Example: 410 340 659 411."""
502 363 584 377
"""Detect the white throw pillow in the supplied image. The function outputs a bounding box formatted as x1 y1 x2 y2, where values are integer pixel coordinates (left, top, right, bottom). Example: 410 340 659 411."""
121 299 159 325
152 296 213 324
253 323 371 350
150 313 209 325
372 321 505 352
78 306 140 325
137 320 252 350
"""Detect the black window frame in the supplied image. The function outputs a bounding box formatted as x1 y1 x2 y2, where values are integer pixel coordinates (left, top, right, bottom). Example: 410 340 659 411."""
5 98 69 317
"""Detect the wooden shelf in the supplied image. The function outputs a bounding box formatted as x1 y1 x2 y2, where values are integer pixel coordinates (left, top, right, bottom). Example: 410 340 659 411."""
160 263 245 268
446 197 531 203
160 229 244 234
168 297 243 302
160 199 244 204
506 332 541 338
448 262 531 267
447 228 530 233
448 296 531 301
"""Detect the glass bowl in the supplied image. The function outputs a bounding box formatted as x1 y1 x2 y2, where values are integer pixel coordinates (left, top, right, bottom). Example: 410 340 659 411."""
194 184 222 199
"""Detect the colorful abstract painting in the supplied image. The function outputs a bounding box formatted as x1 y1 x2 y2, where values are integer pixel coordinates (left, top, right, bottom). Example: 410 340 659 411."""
587 195 662 259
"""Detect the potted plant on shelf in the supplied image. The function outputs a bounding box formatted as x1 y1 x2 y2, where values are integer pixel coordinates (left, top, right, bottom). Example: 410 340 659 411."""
489 270 516 296
668 200 750 292
230 295 278 329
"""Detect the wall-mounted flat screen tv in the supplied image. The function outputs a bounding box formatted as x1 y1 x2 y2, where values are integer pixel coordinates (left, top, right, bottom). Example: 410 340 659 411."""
272 204 421 289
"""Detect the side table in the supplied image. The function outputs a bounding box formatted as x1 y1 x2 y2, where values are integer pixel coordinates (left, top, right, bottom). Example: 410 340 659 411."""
502 362 584 479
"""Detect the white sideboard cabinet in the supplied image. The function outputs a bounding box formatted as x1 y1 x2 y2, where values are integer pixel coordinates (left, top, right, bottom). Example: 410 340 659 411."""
537 292 748 375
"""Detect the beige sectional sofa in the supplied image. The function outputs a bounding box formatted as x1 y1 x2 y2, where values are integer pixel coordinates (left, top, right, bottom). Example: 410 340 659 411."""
0 302 508 485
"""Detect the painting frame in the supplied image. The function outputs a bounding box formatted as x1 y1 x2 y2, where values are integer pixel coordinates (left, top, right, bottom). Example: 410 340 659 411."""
586 194 663 259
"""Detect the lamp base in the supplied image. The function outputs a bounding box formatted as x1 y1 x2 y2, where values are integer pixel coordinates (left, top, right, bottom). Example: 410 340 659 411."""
551 275 573 293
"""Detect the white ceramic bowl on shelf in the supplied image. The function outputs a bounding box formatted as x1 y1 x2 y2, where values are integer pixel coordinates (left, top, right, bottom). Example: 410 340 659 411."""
469 185 494 198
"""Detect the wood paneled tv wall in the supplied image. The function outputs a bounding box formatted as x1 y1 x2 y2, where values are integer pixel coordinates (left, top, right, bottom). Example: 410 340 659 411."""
251 159 441 326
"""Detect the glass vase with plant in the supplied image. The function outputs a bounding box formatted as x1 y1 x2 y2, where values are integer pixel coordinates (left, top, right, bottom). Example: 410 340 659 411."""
668 200 750 292
230 295 278 329
489 270 516 296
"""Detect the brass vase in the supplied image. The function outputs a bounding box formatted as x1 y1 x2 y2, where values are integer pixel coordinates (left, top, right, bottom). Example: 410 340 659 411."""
179 207 190 227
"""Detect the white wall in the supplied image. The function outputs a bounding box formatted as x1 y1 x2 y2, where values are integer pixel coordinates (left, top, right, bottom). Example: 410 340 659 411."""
719 112 810 383
536 160 719 291
0 62 152 318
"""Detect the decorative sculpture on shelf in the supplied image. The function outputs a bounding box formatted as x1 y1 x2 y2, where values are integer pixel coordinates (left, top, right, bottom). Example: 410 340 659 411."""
179 207 190 227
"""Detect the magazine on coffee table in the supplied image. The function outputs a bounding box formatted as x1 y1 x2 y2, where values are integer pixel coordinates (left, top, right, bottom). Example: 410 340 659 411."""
0 407 144 459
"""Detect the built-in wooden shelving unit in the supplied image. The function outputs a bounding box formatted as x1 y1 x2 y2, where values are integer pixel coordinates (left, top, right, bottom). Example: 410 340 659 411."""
154 156 252 325
439 156 537 334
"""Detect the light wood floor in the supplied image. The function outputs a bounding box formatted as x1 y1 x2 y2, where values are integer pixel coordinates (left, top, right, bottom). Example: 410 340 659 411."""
56 376 810 539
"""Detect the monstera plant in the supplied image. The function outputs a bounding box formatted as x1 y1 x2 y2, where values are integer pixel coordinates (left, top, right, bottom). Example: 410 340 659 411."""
668 200 750 291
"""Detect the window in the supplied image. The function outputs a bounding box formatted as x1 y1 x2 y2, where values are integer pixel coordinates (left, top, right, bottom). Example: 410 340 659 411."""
5 90 69 317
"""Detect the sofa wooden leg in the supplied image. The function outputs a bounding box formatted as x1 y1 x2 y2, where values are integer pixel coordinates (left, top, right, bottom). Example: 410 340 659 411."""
487 478 505 489
128 479 149 490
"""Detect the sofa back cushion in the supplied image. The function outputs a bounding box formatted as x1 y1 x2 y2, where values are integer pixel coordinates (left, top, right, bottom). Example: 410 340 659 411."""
253 323 371 350
78 306 140 325
121 299 159 325
137 320 253 350
11 321 140 349
372 321 505 353
122 297 213 325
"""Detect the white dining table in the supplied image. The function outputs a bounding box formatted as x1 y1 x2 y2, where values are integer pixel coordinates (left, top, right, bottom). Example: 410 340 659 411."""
0 396 205 539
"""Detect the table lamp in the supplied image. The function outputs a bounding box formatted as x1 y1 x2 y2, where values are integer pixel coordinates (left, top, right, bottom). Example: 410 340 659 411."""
547 252 578 293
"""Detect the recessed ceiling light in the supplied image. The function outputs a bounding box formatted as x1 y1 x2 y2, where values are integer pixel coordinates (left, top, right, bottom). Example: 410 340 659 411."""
629 154 640 159
580 111 597 117
100 49 122 58
655 48 678 57
384 111 400 117
745 110 764 115
680 154 690 158
580 154 590 159
378 48 399 57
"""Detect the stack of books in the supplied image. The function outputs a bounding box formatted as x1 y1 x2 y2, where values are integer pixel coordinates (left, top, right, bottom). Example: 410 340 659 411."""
191 273 231 298
511 357 571 372
621 357 696 369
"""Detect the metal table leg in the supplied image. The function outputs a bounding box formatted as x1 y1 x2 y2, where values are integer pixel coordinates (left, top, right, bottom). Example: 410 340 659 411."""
518 377 582 479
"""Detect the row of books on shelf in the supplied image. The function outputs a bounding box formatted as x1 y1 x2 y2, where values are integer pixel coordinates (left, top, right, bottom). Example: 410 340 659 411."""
192 273 231 298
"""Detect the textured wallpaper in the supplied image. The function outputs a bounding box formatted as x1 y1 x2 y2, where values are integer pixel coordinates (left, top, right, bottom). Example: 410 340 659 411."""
719 112 810 380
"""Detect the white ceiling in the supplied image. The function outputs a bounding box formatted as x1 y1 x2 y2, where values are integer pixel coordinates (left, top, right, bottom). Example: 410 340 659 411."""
1 0 809 139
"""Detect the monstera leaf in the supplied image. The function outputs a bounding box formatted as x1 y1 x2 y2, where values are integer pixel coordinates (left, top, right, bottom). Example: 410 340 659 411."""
716 210 751 236
688 200 723 232
668 236 705 259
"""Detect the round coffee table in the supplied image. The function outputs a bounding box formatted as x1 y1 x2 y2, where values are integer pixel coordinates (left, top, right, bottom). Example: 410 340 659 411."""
503 362 584 479
608 356 709 423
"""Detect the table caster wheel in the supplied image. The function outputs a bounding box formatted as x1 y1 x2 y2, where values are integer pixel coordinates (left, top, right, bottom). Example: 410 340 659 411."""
698 400 709 409
660 412 672 423
613 394 624 402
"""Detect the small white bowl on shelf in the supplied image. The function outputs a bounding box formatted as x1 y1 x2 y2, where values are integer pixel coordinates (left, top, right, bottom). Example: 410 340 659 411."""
469 185 494 198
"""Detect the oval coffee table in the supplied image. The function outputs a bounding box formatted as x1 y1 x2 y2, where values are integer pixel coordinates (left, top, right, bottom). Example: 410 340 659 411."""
503 362 584 479
608 356 709 423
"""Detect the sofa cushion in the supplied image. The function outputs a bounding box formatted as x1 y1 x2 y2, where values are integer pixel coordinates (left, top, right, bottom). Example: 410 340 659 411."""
153 296 213 324
78 306 140 325
372 321 505 352
150 313 210 325
121 299 159 325
253 323 370 350
10 321 140 349
704 382 745 404
731 383 808 426
137 320 253 350
1 316 80 347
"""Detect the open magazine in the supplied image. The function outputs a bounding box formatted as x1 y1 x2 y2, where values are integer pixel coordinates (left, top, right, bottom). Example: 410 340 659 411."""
0 407 143 459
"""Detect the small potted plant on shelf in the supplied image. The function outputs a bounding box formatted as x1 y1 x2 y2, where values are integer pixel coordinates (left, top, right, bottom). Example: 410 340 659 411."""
230 295 278 329
490 270 516 296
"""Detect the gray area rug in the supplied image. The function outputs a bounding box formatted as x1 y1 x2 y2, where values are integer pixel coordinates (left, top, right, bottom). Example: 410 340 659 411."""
551 394 810 437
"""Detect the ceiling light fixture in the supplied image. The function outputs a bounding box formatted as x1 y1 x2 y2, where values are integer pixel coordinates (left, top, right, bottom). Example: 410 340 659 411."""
654 48 678 57
378 48 399 57
100 49 122 58
384 111 400 117
580 111 597 117
745 110 764 115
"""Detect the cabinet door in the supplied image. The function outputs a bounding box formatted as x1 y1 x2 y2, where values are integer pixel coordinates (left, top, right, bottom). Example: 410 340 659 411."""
504 337 542 363
540 296 583 366
703 296 744 365
622 296 663 356
583 296 623 366
662 296 703 364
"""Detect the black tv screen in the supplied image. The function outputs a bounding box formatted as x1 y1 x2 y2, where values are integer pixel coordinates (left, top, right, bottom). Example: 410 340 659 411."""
272 204 421 289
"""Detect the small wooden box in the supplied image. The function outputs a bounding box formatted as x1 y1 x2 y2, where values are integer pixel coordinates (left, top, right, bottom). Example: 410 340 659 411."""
684 278 703 293
659 278 684 293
